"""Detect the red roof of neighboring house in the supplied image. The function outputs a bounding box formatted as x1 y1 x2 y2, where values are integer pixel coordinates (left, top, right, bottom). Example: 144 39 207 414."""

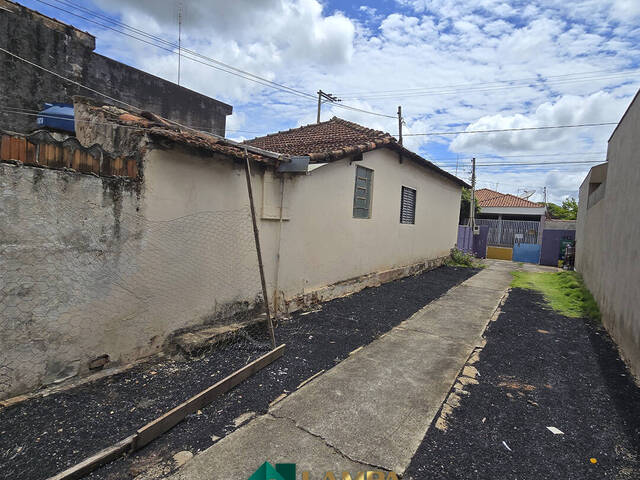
245 117 469 187
475 188 544 208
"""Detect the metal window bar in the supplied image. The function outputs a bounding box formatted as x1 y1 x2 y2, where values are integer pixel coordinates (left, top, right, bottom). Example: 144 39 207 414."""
400 186 416 224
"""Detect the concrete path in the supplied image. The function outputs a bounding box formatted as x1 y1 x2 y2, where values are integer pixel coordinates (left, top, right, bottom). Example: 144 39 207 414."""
166 261 516 479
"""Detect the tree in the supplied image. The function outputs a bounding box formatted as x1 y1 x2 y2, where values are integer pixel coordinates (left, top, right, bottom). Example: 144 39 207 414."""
546 197 578 220
459 188 481 224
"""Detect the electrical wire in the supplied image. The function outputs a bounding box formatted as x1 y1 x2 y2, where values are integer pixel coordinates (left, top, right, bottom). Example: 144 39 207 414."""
404 122 618 136
334 68 640 97
338 71 640 100
32 0 395 119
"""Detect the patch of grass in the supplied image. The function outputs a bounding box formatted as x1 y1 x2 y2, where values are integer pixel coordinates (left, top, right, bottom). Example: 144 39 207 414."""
511 271 600 320
445 248 485 268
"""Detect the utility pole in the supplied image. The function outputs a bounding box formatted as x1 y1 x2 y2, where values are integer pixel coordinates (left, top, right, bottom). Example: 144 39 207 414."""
316 90 340 123
469 157 476 228
397 106 403 146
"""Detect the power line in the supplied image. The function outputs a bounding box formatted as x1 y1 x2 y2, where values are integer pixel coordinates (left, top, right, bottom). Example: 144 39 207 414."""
31 0 395 119
424 151 606 161
404 122 618 136
336 70 640 99
334 68 639 97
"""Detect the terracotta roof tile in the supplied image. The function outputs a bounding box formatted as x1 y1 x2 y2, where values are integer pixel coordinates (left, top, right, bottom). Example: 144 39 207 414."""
245 117 393 160
475 188 544 208
73 98 281 164
245 117 469 187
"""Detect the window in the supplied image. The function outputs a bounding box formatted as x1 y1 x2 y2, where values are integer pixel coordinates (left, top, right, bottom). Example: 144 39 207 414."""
400 186 416 224
353 165 373 218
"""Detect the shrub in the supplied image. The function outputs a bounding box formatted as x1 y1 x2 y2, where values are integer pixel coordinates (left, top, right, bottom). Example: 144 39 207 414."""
446 248 476 268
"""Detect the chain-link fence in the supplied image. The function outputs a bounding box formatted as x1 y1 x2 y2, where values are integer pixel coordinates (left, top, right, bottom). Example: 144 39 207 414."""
0 162 274 402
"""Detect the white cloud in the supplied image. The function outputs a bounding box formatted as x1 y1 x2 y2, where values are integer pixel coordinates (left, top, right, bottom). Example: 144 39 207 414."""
449 91 629 154
70 0 640 198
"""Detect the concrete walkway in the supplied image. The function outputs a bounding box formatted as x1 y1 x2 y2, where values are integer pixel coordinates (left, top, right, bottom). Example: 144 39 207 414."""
167 261 516 479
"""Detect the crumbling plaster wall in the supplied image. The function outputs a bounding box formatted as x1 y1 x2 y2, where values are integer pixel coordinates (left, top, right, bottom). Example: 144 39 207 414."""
0 162 144 398
0 148 265 400
0 142 462 399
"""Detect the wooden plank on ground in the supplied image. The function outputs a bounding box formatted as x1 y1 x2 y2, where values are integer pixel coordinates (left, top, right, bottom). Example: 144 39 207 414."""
46 344 285 480
131 344 285 451
47 435 135 480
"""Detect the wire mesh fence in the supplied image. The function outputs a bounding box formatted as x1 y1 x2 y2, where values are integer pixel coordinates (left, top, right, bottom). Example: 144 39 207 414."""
0 164 274 403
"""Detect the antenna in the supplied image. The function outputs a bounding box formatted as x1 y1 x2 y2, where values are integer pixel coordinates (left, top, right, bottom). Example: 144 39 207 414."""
177 2 183 85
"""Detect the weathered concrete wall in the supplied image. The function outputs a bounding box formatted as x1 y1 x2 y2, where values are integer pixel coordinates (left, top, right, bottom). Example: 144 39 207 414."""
0 162 144 397
0 150 262 399
0 143 461 399
0 0 232 134
576 91 640 379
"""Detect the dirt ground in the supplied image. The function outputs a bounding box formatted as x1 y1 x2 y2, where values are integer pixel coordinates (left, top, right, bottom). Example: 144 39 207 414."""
405 287 640 480
0 265 478 480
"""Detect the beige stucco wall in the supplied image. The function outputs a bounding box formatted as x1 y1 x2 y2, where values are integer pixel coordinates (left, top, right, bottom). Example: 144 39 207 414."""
267 149 461 303
576 92 640 379
0 145 461 399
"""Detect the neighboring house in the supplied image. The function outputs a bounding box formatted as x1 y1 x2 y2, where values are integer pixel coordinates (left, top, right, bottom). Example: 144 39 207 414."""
470 189 545 260
0 0 232 134
0 103 468 399
576 89 640 379
474 188 546 222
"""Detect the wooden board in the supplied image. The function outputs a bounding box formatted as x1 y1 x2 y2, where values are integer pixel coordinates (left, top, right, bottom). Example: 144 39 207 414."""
47 344 285 480
131 344 285 450
48 435 135 480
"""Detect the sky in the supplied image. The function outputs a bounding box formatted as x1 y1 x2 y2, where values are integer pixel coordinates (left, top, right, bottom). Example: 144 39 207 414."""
18 0 640 203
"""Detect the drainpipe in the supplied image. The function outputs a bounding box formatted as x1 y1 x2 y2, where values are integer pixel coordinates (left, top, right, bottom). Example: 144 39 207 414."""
272 175 286 316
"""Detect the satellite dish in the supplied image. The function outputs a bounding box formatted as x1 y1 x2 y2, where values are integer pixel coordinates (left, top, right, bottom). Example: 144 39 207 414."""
519 189 535 200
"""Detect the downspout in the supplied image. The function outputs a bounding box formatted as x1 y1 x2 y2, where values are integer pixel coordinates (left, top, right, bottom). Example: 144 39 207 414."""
272 175 286 317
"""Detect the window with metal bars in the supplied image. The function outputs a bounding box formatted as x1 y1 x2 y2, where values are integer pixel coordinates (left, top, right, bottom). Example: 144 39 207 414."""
400 186 416 224
353 165 373 218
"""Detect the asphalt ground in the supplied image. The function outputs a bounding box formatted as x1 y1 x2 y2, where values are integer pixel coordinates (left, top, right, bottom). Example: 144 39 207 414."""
0 265 478 480
405 287 640 480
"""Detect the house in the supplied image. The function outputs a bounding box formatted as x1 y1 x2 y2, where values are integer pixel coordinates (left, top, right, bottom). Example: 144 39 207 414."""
474 188 546 222
576 88 640 379
0 102 467 399
245 117 469 309
0 0 232 135
469 188 546 260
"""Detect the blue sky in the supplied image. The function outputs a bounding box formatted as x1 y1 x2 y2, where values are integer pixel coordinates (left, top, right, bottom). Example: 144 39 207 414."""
18 0 640 202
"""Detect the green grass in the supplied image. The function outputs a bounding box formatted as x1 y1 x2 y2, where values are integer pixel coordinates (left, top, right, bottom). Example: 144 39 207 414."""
511 271 601 320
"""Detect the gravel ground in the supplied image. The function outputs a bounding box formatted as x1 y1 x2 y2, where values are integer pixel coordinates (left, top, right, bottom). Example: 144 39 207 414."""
406 287 640 480
0 265 478 480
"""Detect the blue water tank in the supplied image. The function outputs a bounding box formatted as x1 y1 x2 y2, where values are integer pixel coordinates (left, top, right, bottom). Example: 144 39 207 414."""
37 103 75 133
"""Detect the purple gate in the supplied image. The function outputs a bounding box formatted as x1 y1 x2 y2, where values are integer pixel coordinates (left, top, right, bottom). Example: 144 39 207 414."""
457 225 489 258
540 229 576 266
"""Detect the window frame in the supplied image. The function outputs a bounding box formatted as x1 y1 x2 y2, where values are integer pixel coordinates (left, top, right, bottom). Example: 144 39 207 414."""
400 185 417 225
353 165 374 219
